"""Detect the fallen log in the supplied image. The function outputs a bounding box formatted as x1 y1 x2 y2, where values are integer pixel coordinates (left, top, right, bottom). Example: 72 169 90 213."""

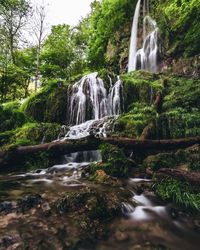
0 136 200 169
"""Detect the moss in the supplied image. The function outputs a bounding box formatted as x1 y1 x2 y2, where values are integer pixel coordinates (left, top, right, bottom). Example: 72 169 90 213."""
0 122 61 148
121 71 163 110
143 144 200 172
114 103 157 138
143 153 177 171
89 144 133 178
12 122 61 146
0 103 27 133
153 177 200 211
21 81 69 124
56 188 121 220
155 108 200 139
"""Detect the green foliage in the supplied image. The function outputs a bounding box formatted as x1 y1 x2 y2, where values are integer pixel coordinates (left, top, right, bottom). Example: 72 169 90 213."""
155 0 200 57
24 152 50 170
86 0 136 70
115 102 157 138
163 77 200 111
0 121 61 148
154 177 200 210
0 103 27 133
122 71 163 109
12 122 61 146
21 81 69 123
90 143 132 178
156 108 200 139
41 24 86 80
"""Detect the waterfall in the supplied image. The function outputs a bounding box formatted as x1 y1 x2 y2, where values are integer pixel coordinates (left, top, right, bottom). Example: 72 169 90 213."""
59 72 123 139
69 72 123 125
128 0 158 73
128 0 141 72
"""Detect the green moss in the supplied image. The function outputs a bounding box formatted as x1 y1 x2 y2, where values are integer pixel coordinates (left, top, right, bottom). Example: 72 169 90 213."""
21 81 69 123
144 153 177 171
143 145 200 172
0 103 27 133
12 122 61 146
0 122 61 148
155 108 200 139
153 177 200 211
89 144 133 178
121 71 163 109
114 102 157 138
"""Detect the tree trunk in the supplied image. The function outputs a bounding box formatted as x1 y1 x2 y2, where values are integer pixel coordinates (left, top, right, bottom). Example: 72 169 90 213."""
1 136 200 168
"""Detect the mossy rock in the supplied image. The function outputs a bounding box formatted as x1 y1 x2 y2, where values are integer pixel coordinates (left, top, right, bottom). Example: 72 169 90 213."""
114 103 157 138
11 122 61 146
143 144 200 172
21 82 69 124
121 71 163 110
0 103 27 133
89 144 134 178
55 188 121 220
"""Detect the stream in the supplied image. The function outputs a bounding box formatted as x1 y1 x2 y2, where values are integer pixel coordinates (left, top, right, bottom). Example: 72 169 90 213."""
0 150 199 249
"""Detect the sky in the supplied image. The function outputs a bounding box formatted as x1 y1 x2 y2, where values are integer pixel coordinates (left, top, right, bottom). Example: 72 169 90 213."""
30 0 93 27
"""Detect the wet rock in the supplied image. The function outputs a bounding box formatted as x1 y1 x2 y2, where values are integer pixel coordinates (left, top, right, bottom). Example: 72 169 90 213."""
0 234 21 249
143 144 200 172
90 169 123 186
115 231 129 242
17 194 42 212
0 201 13 213
41 202 51 216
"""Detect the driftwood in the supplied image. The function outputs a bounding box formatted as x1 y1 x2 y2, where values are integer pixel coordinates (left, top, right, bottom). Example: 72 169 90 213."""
0 136 200 168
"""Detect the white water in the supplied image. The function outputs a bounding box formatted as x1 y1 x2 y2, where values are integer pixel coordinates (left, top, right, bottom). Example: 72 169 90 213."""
60 72 123 139
128 0 141 72
128 0 158 73
69 72 123 126
64 115 117 140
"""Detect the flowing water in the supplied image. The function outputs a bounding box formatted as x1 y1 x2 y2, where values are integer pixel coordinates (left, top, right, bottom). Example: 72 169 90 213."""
128 0 158 72
59 72 123 139
68 72 123 126
0 156 199 249
96 178 200 250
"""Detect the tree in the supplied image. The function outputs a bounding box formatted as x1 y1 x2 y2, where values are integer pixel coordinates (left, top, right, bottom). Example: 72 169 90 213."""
30 3 48 91
40 24 77 81
0 0 30 63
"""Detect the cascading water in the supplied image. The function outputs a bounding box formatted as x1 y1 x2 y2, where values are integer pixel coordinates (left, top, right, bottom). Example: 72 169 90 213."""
128 0 158 73
62 72 123 139
128 0 141 72
69 72 123 125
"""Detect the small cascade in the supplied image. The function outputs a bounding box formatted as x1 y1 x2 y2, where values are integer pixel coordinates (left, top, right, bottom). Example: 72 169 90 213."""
64 116 117 140
108 77 124 115
128 0 159 73
69 72 123 126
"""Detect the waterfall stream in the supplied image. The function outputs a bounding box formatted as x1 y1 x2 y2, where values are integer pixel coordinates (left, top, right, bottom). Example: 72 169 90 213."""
128 0 158 73
60 72 123 139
